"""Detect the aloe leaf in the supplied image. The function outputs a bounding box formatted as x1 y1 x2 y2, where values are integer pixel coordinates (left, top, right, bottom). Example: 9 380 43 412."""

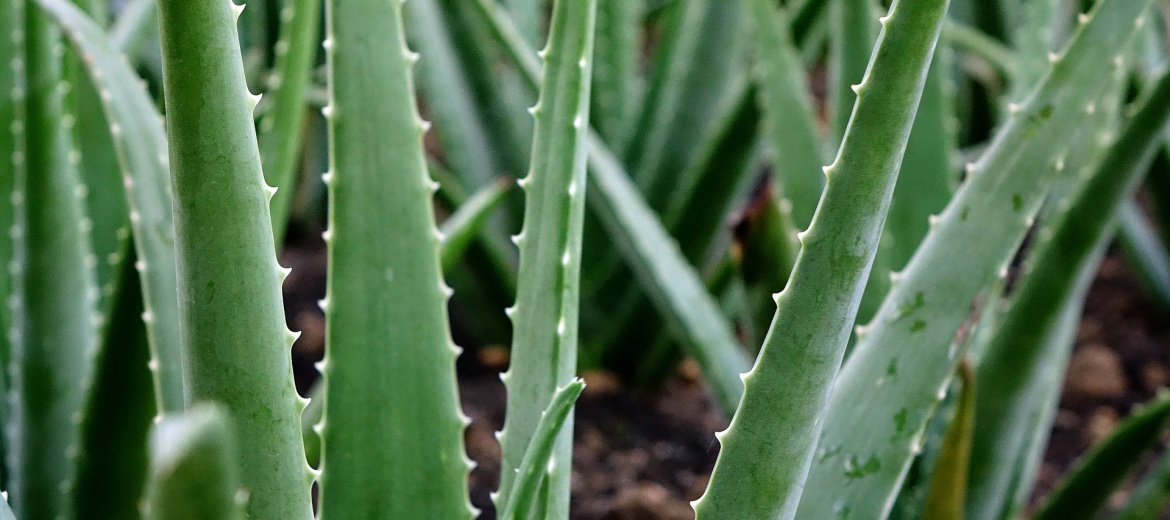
449 0 534 174
797 3 1156 517
591 0 641 151
663 83 762 262
1118 200 1170 313
8 3 101 518
144 405 245 520
1033 393 1170 520
968 65 1170 520
625 0 747 212
315 0 473 516
37 0 186 413
1116 443 1170 520
857 53 958 326
74 251 155 520
467 0 752 413
496 1 597 516
734 185 800 347
590 82 760 376
1007 0 1060 101
503 0 542 46
883 57 957 274
155 1 312 517
440 178 515 274
587 137 751 413
260 0 322 244
109 0 157 53
941 20 1017 82
790 0 828 48
829 0 878 146
498 379 585 520
64 42 127 312
749 0 826 231
0 0 20 478
410 0 507 190
695 0 949 516
920 359 975 520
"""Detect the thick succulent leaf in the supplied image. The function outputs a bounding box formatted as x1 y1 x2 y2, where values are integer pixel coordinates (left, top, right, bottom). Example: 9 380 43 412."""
749 0 826 231
857 52 958 328
625 0 747 213
316 0 474 517
38 0 185 413
942 20 1017 82
694 0 949 516
66 49 127 313
260 0 322 243
503 0 542 46
1118 200 1170 313
587 137 751 413
920 360 975 520
734 185 800 346
829 0 878 145
797 3 1156 517
1033 393 1170 520
496 1 597 516
109 0 157 53
590 0 641 151
440 178 515 274
1116 442 1170 520
154 1 312 517
968 64 1170 520
1007 0 1060 101
144 405 244 520
8 4 101 517
74 252 155 520
0 0 20 480
410 0 507 190
466 0 752 414
498 380 585 520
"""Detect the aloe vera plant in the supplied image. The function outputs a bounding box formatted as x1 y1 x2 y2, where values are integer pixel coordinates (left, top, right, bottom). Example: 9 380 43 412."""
5 0 1170 518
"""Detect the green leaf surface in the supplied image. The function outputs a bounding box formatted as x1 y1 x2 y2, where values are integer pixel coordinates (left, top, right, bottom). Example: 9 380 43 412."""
625 0 747 213
145 405 245 520
496 1 597 517
467 0 752 414
498 380 585 520
74 250 155 520
155 0 312 517
921 360 975 520
590 0 641 151
969 63 1170 520
1116 440 1170 520
109 0 157 53
749 0 826 231
9 4 100 518
829 0 878 145
410 0 508 190
695 0 949 516
38 0 186 413
316 0 473 516
260 0 322 244
797 3 1156 517
440 178 515 274
1118 200 1170 313
1033 393 1170 520
0 0 20 487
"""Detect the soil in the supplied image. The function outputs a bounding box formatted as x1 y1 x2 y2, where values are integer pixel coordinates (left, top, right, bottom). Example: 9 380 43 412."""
280 229 1170 519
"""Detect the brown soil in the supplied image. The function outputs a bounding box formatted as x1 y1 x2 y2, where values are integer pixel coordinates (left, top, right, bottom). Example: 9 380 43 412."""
281 232 1170 519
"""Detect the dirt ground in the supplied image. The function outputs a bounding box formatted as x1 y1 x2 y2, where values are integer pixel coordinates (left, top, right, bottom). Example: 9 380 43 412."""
281 235 1170 519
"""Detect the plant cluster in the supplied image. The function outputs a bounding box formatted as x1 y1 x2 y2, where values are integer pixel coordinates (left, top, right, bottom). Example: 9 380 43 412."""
3 0 1170 519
